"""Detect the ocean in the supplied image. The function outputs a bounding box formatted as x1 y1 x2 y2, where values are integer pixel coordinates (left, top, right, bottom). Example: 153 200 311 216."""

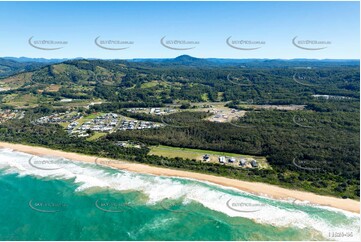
0 148 359 241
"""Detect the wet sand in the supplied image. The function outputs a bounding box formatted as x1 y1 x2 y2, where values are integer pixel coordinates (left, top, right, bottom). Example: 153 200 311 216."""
1 141 359 213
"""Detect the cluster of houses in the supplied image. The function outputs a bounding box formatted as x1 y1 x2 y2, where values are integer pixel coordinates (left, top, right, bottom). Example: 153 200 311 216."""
66 112 164 138
127 108 146 113
69 113 119 136
119 120 163 130
149 107 175 115
115 141 143 149
67 121 79 132
34 111 165 139
203 154 258 168
212 109 241 121
36 112 82 125
126 107 176 115
0 109 24 124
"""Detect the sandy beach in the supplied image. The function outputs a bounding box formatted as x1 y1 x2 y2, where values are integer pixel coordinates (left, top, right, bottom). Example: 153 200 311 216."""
0 141 359 213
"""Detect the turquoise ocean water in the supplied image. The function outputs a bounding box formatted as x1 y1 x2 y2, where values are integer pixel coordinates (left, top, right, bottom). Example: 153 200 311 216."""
0 148 359 241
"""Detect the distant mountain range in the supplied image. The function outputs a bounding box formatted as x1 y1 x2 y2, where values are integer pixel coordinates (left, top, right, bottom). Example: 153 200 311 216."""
130 55 360 68
1 57 76 63
3 55 360 64
0 58 49 78
0 55 359 78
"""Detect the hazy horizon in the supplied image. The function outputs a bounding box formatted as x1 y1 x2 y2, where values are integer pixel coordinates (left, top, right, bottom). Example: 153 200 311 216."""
1 55 360 61
0 1 359 59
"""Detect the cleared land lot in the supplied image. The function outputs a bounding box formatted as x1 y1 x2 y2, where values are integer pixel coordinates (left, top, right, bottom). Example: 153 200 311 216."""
128 102 304 124
149 145 269 169
247 104 305 111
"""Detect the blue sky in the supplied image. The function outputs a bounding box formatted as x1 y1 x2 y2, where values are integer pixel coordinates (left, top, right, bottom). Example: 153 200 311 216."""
0 1 359 59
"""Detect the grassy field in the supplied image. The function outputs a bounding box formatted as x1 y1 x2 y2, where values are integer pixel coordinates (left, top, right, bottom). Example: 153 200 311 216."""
149 145 269 169
45 84 61 92
59 122 69 128
141 80 159 88
87 132 107 141
3 93 40 108
0 72 33 89
53 99 99 108
84 113 103 119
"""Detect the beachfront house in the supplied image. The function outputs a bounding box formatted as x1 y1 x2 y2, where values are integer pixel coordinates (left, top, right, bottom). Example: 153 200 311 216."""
239 158 247 167
228 157 236 163
219 156 226 163
251 160 258 168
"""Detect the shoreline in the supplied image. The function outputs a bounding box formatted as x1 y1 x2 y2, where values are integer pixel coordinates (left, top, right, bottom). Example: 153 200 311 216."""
0 141 359 213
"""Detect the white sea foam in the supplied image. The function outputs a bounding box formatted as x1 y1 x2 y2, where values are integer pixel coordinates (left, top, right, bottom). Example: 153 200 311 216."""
0 148 359 241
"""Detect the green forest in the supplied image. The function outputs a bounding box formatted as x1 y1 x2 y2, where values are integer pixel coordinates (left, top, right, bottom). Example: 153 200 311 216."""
0 57 359 199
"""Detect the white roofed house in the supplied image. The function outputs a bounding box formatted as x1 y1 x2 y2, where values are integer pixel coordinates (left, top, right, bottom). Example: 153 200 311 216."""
251 160 258 168
239 158 247 167
228 157 236 163
219 156 226 163
78 133 89 138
